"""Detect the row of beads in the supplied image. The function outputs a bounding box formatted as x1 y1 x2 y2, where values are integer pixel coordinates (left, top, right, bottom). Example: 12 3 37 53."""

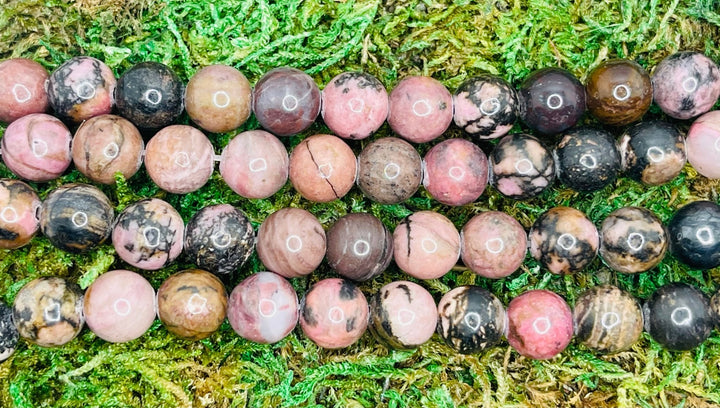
2 272 719 363
3 179 720 278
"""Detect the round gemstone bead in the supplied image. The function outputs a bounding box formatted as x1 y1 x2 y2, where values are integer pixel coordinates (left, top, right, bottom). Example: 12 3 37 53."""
667 200 720 270
422 138 488 206
289 134 357 202
437 286 505 354
388 76 453 143
357 137 422 204
599 207 667 273
326 213 393 281
369 281 437 349
519 68 585 135
460 211 527 279
47 56 116 123
0 179 40 249
321 72 388 140
0 58 49 123
393 211 460 280
643 283 712 351
686 110 720 179
652 51 720 119
185 64 252 133
586 59 652 126
506 289 573 360
115 62 184 130
453 74 518 140
0 302 19 362
574 285 643 353
489 133 555 199
619 121 686 186
529 207 599 274
252 67 321 136
555 127 621 192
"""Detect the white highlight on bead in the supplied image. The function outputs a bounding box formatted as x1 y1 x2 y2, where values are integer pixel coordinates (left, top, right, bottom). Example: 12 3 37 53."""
696 227 714 245
411 99 432 117
285 235 303 253
682 77 698 93
44 301 61 323
282 95 298 111
546 93 563 110
480 98 501 116
212 91 230 108
328 306 345 323
348 97 365 113
71 211 88 228
671 306 692 326
514 158 534 175
463 312 482 331
211 231 232 249
31 138 48 158
448 166 465 181
397 309 416 326
612 84 631 101
421 238 438 254
187 293 208 315
74 81 96 100
103 142 120 159
714 137 720 152
258 299 278 318
383 163 401 180
249 158 268 172
485 238 505 254
0 207 18 223
113 298 132 316
579 154 598 169
143 227 160 248
12 84 31 103
600 312 620 330
353 239 370 257
532 317 551 334
174 152 190 168
646 147 665 163
626 232 645 251
144 89 163 105
318 163 333 179
557 233 577 251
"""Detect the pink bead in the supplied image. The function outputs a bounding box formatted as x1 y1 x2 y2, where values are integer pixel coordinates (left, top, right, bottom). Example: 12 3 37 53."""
84 270 156 343
368 281 437 349
220 130 289 199
423 139 488 206
321 72 389 140
461 211 527 279
1 113 71 181
388 76 453 143
506 290 573 360
686 110 720 179
0 179 40 249
289 134 356 202
393 211 460 279
0 58 49 123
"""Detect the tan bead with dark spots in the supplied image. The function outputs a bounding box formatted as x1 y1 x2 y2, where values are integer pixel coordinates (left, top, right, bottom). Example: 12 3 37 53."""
599 207 667 273
586 59 652 126
529 206 599 274
185 65 252 133
574 285 643 354
357 137 422 204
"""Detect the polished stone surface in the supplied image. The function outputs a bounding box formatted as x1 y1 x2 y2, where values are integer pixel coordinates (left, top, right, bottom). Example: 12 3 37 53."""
437 286 505 354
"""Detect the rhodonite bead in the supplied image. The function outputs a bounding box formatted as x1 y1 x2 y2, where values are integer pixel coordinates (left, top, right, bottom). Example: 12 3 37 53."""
12 277 84 347
71 114 144 184
289 134 357 202
519 68 585 135
667 200 720 269
0 58 49 123
252 67 321 136
184 204 255 278
115 62 184 130
599 207 667 273
39 183 114 253
219 130 289 199
0 179 40 249
489 133 555 199
619 121 686 185
422 138 488 206
711 290 720 329
460 211 527 279
47 56 116 123
357 137 422 204
686 110 720 179
369 281 437 349
393 211 460 280
157 269 227 340
299 278 368 349
227 272 298 344
84 270 156 343
256 208 326 278
326 213 393 281
574 285 643 353
321 72 388 140
555 127 621 192
586 59 652 126
185 64 252 133
506 289 573 360
144 125 215 194
1 113 72 181
437 286 505 354
453 74 519 139
0 302 18 361
529 207 599 274
643 283 712 351
652 52 720 120
112 198 184 270
388 76 453 143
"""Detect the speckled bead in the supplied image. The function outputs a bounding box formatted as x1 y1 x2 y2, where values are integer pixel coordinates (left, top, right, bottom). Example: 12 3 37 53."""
144 125 215 194
489 133 555 199
711 290 720 329
519 68 586 135
599 207 667 274
686 110 720 179
252 67 321 136
299 278 369 349
71 114 144 184
393 211 460 280
0 58 49 123
506 289 573 360
256 208 326 278
555 127 621 192
12 277 84 347
586 59 652 126
357 137 422 204
219 130 289 199
460 211 527 279
652 52 720 120
321 72 389 140
437 286 505 354
388 76 453 143
185 64 252 133
157 269 228 340
289 134 357 202
369 281 437 349
453 74 519 139
619 121 686 186
422 138 488 206
115 62 184 130
574 285 643 354
1 113 72 181
227 272 298 344
326 213 393 281
112 198 184 270
84 270 156 343
0 179 40 250
529 207 599 275
643 283 713 351
39 184 114 253
184 204 255 278
0 302 18 362
47 56 116 123
667 200 720 270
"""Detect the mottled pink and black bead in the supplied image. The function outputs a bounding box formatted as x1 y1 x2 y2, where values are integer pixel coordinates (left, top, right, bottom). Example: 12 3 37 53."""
652 52 720 120
506 289 573 360
460 211 527 279
369 281 437 349
357 137 422 204
554 127 621 192
321 72 388 140
599 207 667 274
437 286 505 354
289 134 357 202
619 121 686 186
393 211 460 280
519 68 585 135
0 179 40 250
0 302 18 362
423 138 488 206
686 110 720 179
529 207 599 275
252 67 321 136
453 74 518 139
47 56 116 123
326 213 393 281
184 204 255 278
574 285 643 354
220 130 289 199
115 62 184 130
643 283 713 351
489 133 555 199
0 58 49 123
388 76 453 143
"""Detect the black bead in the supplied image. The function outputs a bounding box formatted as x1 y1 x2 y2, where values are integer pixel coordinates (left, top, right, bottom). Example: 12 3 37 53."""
0 302 18 362
115 62 184 131
519 68 586 135
668 200 720 270
643 282 712 351
555 127 621 192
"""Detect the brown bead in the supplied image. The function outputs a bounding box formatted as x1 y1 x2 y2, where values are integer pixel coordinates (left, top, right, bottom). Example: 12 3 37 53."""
586 59 652 126
326 213 393 281
574 285 643 353
289 134 357 202
185 65 252 133
252 67 321 136
357 137 422 204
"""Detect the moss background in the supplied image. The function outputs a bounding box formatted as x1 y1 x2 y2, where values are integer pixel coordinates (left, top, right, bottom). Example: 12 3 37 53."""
1 0 720 407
